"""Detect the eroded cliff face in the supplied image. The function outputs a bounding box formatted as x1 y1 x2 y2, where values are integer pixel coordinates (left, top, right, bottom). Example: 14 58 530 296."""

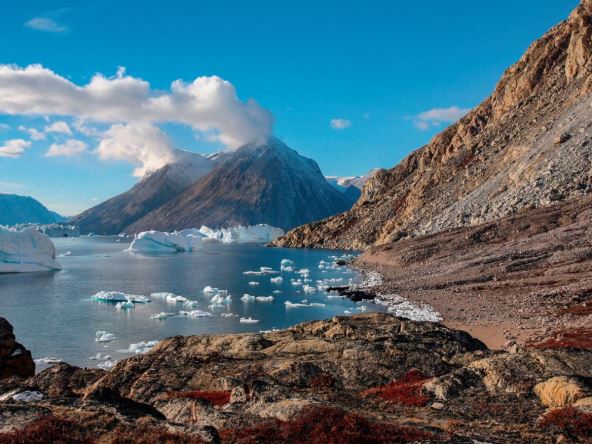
276 0 592 249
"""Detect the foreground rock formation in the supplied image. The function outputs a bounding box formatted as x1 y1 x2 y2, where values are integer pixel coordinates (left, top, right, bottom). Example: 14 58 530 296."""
1 314 591 443
275 0 592 249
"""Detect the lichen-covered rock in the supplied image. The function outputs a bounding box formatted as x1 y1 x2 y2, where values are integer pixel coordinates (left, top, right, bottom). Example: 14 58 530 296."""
534 376 591 407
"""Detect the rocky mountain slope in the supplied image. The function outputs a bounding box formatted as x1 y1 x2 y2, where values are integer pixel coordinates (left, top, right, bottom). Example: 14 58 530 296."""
127 138 353 232
0 194 63 226
276 0 592 249
71 150 213 234
1 313 591 443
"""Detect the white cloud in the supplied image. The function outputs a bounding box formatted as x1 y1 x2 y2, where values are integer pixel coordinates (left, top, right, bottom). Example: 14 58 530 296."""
0 139 32 158
45 139 87 157
414 106 470 130
330 118 351 130
45 120 72 135
0 64 273 150
18 126 46 140
96 123 176 177
25 17 68 33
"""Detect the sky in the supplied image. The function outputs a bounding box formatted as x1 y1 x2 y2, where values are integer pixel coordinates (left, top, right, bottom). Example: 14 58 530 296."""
0 0 580 215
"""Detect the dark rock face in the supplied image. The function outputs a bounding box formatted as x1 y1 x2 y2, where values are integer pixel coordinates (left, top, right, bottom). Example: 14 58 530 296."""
127 138 354 232
0 317 34 379
275 0 592 249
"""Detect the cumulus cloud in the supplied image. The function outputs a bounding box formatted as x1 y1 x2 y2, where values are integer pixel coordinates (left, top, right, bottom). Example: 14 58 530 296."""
18 126 46 140
0 139 32 158
414 106 470 130
45 120 72 135
45 139 87 157
0 64 273 150
330 118 351 130
96 123 176 177
25 17 68 33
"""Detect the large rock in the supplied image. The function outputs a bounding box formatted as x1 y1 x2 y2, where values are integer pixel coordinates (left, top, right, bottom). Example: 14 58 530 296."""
0 317 34 379
533 376 591 407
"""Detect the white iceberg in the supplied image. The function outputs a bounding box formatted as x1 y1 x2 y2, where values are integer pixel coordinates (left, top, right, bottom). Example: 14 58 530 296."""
0 227 62 273
241 293 256 302
255 295 274 302
124 340 159 354
92 291 150 304
303 285 316 293
239 317 259 324
179 309 212 318
199 224 284 244
115 301 135 310
150 312 175 320
248 281 259 286
95 331 117 342
128 230 205 253
271 277 283 284
151 292 189 304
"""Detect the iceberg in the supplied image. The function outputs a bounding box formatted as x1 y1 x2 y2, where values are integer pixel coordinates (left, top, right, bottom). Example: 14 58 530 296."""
255 295 274 302
179 309 212 318
199 224 284 244
92 291 150 304
150 312 175 320
241 294 256 302
95 331 117 342
0 227 62 273
239 317 259 324
128 230 205 253
248 281 259 286
270 276 283 284
151 292 189 304
115 301 135 310
124 340 159 354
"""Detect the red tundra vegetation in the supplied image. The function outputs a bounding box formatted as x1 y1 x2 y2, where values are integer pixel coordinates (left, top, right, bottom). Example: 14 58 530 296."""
167 389 231 407
361 369 430 407
220 405 437 444
539 405 592 440
527 328 592 351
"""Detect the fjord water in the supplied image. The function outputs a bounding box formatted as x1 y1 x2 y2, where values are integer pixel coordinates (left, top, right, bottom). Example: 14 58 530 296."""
0 236 383 370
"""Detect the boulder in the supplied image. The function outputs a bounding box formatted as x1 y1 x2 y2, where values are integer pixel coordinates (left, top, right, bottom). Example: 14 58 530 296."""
533 376 591 407
0 317 34 379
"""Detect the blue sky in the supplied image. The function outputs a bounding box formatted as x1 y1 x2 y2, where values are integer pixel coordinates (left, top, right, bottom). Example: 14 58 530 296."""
0 0 580 215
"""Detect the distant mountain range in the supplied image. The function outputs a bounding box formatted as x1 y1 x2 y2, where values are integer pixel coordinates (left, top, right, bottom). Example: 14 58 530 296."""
0 194 64 226
326 170 379 203
72 138 355 234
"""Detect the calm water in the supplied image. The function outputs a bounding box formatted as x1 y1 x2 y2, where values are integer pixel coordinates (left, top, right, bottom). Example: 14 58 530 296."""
0 236 383 370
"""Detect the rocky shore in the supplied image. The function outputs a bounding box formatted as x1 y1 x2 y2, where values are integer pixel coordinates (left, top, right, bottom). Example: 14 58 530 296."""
1 313 591 443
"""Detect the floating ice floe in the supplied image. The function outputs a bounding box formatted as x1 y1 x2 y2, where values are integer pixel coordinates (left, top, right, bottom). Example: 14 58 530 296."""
128 230 205 253
210 293 232 307
241 294 256 302
243 267 279 276
248 281 259 286
150 312 175 320
179 309 212 318
115 301 135 310
220 312 238 318
270 276 283 284
89 353 111 361
285 301 325 308
123 340 159 354
0 227 62 273
303 285 316 293
255 296 274 302
58 251 72 257
92 291 150 304
150 292 190 304
95 331 117 342
375 294 442 322
34 356 63 365
12 391 44 402
97 360 116 370
239 317 259 324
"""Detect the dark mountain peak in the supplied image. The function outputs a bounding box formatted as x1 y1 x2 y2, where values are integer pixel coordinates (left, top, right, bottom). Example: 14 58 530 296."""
0 194 64 225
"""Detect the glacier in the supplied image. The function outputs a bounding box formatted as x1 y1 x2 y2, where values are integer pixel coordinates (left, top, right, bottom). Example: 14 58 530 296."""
0 227 62 273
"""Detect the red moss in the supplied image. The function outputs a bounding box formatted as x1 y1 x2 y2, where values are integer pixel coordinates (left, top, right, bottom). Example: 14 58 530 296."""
539 405 592 439
167 389 231 406
220 405 436 444
0 416 89 444
361 369 430 407
527 328 592 350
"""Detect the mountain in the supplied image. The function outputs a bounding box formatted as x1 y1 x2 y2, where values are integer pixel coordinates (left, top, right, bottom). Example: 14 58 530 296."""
275 0 592 249
326 169 380 203
126 138 354 232
71 150 212 234
0 194 64 225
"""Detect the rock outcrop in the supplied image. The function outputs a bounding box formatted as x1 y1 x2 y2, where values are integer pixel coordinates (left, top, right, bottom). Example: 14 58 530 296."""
0 317 34 379
275 0 592 249
1 313 591 442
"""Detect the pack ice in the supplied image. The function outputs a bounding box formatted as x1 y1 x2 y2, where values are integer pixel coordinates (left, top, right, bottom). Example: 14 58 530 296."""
0 227 62 273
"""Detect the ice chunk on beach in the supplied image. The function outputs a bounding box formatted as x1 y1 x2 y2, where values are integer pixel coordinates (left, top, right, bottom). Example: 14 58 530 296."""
0 227 62 273
92 291 150 304
12 391 44 402
95 331 117 342
375 294 442 322
239 317 259 324
128 230 205 253
150 312 175 320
